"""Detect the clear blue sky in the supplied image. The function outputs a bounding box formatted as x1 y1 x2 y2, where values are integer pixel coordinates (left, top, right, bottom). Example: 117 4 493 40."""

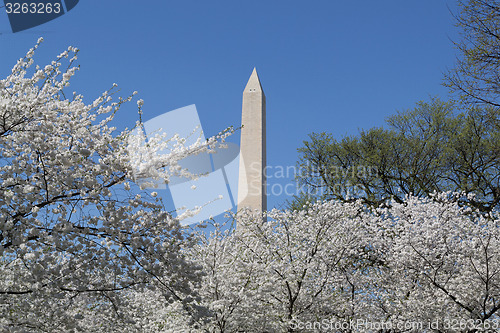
0 0 459 213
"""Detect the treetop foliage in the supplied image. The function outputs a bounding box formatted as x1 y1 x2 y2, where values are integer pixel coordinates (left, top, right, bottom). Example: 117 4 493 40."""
296 97 500 212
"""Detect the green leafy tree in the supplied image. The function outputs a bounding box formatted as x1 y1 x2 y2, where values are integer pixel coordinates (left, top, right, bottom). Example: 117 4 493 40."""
296 98 500 212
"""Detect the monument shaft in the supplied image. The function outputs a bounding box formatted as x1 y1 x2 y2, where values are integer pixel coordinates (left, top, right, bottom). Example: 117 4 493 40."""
237 68 267 212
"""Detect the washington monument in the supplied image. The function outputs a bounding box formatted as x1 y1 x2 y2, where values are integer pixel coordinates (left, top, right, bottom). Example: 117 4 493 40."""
237 68 267 212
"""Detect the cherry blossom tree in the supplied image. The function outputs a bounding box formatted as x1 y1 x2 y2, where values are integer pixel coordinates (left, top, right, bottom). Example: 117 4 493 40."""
0 39 227 332
370 194 500 331
178 195 500 332
184 202 377 333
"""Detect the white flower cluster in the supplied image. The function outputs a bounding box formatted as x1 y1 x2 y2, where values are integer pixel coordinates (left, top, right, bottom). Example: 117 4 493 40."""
176 195 500 332
0 40 223 331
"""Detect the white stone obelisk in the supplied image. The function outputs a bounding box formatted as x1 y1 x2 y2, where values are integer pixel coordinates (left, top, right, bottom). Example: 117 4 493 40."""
237 68 267 212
